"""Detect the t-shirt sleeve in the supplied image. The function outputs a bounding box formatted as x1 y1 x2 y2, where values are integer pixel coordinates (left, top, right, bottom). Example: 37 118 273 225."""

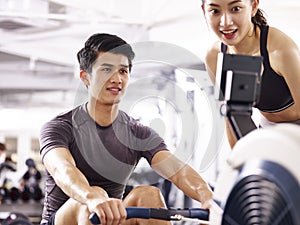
142 140 168 165
39 116 73 161
132 123 169 164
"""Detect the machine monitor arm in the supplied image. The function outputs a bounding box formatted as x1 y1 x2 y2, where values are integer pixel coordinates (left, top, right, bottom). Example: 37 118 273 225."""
215 53 263 139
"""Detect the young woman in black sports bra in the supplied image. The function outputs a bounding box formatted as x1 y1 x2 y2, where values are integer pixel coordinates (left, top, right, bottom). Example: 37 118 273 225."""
201 0 300 148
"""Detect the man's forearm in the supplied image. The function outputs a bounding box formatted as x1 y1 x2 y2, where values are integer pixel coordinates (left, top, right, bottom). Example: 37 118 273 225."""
169 165 213 203
52 163 108 205
151 150 213 204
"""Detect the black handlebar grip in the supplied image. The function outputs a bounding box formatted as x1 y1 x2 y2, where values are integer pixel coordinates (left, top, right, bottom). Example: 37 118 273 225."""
89 207 209 224
89 207 151 224
189 208 209 221
89 213 100 224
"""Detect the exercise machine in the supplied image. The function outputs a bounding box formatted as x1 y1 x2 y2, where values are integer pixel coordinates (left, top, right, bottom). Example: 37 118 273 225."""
212 123 300 225
215 52 263 139
211 53 300 224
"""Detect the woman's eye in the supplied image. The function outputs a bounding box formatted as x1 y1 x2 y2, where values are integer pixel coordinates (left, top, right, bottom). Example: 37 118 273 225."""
209 9 220 15
232 6 241 12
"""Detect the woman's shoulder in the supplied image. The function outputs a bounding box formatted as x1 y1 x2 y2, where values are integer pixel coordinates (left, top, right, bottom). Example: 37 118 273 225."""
205 41 221 65
204 40 222 80
266 26 300 77
267 26 298 51
268 26 289 37
206 40 221 55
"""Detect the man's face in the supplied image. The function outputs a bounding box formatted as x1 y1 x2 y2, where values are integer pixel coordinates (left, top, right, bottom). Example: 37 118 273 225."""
86 52 130 105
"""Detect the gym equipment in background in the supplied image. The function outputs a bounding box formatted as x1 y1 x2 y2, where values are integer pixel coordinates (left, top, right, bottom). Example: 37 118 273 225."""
1 212 33 225
20 158 43 202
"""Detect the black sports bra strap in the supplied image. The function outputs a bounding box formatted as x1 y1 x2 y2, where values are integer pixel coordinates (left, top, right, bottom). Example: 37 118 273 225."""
221 42 227 53
260 25 271 68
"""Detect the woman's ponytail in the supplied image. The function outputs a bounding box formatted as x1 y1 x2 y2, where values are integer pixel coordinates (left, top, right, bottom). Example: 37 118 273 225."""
252 8 267 26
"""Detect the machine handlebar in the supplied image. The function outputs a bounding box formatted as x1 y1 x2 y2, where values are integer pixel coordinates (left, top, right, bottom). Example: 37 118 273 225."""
89 207 209 224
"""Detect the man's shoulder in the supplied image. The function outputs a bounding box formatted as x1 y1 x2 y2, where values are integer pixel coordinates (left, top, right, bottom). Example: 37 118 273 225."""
118 110 147 127
42 104 85 130
118 110 153 139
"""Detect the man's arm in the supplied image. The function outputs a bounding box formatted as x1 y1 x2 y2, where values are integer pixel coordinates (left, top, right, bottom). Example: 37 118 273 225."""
43 147 106 202
150 150 213 209
43 147 126 224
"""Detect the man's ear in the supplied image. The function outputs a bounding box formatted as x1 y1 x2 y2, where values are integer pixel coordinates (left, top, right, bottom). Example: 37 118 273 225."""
80 70 90 87
201 4 205 13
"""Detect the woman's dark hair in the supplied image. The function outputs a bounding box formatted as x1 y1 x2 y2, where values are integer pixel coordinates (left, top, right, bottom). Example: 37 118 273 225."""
77 33 135 73
252 8 267 27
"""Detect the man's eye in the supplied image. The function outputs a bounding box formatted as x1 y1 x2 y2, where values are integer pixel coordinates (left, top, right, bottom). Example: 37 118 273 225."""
120 69 128 75
102 68 111 72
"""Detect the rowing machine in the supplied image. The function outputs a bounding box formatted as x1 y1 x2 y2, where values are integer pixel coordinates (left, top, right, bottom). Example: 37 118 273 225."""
212 123 300 225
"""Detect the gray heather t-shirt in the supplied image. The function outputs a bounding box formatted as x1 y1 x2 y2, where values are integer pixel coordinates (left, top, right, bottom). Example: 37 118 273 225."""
39 103 168 223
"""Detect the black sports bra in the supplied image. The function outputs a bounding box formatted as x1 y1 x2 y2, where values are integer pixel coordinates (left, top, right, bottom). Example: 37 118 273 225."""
221 25 294 113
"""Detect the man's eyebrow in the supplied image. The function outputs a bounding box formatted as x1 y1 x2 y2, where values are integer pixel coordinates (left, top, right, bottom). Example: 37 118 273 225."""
120 64 129 68
100 63 114 67
99 63 129 67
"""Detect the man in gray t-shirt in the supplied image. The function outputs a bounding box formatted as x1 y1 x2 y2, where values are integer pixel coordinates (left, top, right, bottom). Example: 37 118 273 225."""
40 104 167 223
39 33 213 225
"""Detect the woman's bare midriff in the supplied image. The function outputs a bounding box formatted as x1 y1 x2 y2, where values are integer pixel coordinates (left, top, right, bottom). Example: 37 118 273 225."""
260 104 300 122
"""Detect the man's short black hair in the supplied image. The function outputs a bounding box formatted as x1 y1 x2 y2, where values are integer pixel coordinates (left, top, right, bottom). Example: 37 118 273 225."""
77 33 135 73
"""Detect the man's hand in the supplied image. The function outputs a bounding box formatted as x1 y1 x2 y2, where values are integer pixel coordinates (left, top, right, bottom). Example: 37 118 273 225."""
86 188 127 225
197 184 213 209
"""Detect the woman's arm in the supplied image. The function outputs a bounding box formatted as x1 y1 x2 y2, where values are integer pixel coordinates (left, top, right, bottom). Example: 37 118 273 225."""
204 42 220 84
271 28 300 116
205 42 237 148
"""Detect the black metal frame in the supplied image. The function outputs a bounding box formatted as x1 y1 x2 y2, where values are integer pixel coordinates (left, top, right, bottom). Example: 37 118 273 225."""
216 53 263 139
